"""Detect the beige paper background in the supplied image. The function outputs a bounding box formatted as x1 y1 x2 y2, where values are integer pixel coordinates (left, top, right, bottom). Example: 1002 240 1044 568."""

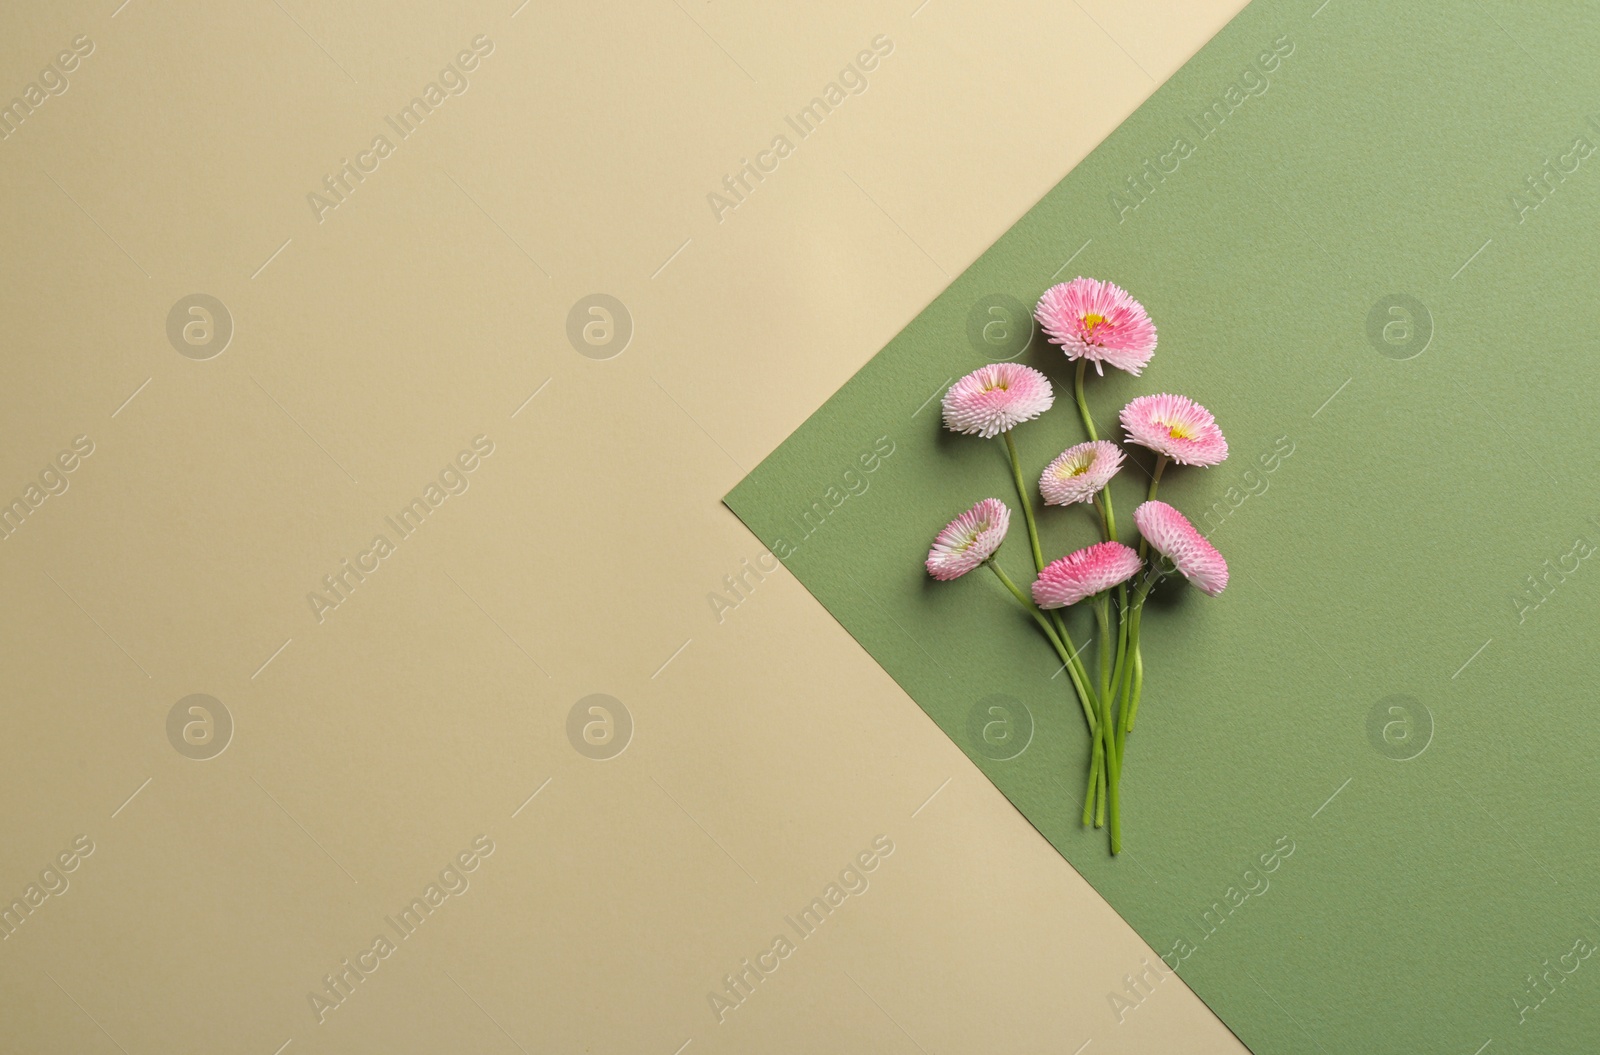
0 0 1250 1051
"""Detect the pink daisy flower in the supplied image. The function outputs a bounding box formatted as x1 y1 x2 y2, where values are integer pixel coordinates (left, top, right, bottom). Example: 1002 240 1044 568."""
1031 541 1142 609
1135 501 1228 596
941 363 1054 439
1120 393 1229 466
1039 440 1124 507
1034 277 1158 376
926 498 1011 581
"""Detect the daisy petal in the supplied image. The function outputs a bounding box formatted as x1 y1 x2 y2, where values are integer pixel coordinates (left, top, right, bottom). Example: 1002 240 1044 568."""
1120 393 1229 467
1035 277 1158 376
926 498 1011 580
1135 500 1229 596
1032 541 1142 608
941 364 1054 439
1040 440 1124 506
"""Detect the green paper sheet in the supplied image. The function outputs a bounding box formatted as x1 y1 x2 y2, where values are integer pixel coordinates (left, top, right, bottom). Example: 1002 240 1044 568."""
726 1 1600 1050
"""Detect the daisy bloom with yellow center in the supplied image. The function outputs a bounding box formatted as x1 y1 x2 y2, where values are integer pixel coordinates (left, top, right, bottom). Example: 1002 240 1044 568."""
925 498 1011 581
1120 393 1229 467
1134 500 1229 596
1034 277 1158 376
1039 440 1124 507
941 363 1055 439
1032 541 1142 609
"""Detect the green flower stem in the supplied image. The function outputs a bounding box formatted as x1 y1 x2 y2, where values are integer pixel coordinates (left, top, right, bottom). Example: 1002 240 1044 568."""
1003 431 1045 573
1108 588 1132 724
1122 571 1161 735
1082 738 1103 826
985 560 1100 832
1073 359 1098 441
1000 430 1080 686
1147 454 1168 501
1058 630 1099 728
1120 614 1145 762
1119 454 1168 764
1094 598 1112 723
1096 492 1117 542
1095 739 1108 827
1137 455 1168 560
1073 362 1129 721
1074 361 1120 540
1130 647 1144 729
1074 360 1125 839
1117 608 1143 751
986 561 1098 733
1122 627 1147 735
1094 595 1122 853
989 558 1104 828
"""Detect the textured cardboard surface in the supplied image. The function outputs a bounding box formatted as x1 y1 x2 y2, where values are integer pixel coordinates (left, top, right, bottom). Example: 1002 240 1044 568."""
0 0 1252 1052
728 1 1600 1051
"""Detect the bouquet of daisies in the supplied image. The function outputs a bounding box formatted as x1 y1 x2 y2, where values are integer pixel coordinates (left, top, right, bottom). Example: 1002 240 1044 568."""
925 278 1229 854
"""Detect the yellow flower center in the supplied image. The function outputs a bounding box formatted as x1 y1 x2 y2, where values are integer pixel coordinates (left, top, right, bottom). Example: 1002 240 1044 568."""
1081 312 1107 335
1166 422 1192 440
1054 451 1095 479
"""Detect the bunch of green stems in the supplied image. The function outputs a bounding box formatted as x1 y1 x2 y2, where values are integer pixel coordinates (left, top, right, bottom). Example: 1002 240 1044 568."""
981 362 1170 855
